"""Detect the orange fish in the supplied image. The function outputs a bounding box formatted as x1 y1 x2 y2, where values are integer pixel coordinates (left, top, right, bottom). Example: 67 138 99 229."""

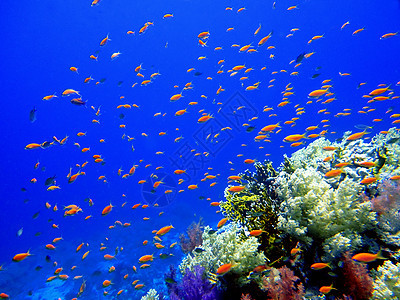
139 254 154 263
12 250 32 262
217 218 228 228
227 186 246 193
101 204 113 216
198 115 213 123
103 280 112 287
283 134 306 142
308 89 328 98
352 250 385 262
170 93 183 101
319 284 335 294
346 131 368 141
360 177 377 185
249 229 264 236
100 34 111 46
216 263 234 275
156 225 174 236
311 262 331 270
325 169 343 178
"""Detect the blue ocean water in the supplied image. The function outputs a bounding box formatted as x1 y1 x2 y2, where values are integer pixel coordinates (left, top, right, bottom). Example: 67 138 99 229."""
0 0 399 298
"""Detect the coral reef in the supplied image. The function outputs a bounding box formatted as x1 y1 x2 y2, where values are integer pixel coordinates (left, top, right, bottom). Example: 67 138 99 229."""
169 130 400 299
372 260 400 299
180 219 204 254
179 223 266 286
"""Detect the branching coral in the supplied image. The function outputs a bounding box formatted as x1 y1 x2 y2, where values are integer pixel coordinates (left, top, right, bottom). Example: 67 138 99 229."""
179 223 266 286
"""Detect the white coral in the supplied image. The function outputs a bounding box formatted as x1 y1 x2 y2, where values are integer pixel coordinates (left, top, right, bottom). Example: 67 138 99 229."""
140 289 159 300
372 261 400 300
179 223 266 280
277 167 376 258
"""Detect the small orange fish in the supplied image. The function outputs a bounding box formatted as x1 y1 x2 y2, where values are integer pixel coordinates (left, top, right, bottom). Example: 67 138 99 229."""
139 254 154 263
360 177 377 185
216 263 234 275
156 225 174 236
12 250 32 262
319 284 335 294
352 250 385 262
227 186 246 193
346 131 368 141
311 262 331 270
100 35 111 46
325 169 343 178
103 280 112 287
217 218 228 228
249 229 264 236
352 27 365 35
101 203 113 216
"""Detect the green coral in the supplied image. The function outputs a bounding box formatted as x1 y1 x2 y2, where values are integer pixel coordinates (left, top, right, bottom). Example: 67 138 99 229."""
276 167 377 259
372 260 400 299
179 223 266 286
220 160 285 260
220 193 274 232
140 289 159 300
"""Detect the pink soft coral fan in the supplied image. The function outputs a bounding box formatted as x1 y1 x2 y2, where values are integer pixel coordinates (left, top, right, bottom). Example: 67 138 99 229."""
365 180 400 215
262 266 304 300
340 252 373 300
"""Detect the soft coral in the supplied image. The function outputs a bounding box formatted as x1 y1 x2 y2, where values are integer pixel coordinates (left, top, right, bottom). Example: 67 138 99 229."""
262 266 304 300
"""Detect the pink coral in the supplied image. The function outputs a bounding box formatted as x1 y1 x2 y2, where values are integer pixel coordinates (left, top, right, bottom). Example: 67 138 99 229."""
262 266 304 300
341 252 373 300
365 180 400 215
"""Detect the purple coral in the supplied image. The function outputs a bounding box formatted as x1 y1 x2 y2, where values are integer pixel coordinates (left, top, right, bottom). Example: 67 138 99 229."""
262 266 304 300
340 252 373 300
167 265 220 300
179 219 204 253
